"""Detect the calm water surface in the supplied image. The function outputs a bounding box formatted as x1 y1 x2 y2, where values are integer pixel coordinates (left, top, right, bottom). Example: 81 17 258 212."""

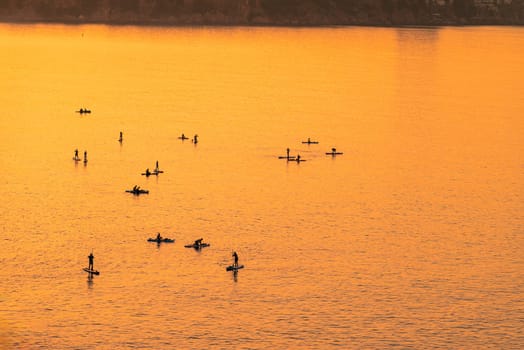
0 24 523 349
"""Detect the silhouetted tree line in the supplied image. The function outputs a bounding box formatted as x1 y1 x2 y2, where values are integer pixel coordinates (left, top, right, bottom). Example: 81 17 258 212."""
1 0 523 24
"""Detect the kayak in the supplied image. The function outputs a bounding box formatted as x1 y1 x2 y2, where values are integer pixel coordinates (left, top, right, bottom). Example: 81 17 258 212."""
126 189 149 195
142 170 163 176
184 243 210 249
147 238 175 243
226 264 244 271
141 172 158 176
83 268 100 275
76 109 91 114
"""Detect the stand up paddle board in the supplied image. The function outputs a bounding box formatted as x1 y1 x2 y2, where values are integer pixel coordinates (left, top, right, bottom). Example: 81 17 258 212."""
226 265 244 271
147 238 175 243
83 268 100 275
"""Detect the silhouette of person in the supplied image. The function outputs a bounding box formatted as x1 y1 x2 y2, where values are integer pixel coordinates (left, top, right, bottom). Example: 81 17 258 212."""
119 131 123 142
286 148 290 159
145 168 151 176
193 134 198 144
88 252 94 270
83 151 87 162
296 154 301 162
232 251 239 267
156 233 162 241
194 238 203 247
74 149 79 158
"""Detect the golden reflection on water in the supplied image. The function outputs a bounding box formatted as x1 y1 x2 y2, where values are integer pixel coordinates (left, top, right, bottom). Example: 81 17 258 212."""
1 24 523 348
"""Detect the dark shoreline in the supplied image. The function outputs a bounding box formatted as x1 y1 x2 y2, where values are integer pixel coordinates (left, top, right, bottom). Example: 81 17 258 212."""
1 0 523 29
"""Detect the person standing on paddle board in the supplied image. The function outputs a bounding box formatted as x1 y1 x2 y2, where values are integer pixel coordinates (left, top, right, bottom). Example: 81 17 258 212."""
286 148 290 159
74 149 79 159
232 251 239 267
88 252 94 271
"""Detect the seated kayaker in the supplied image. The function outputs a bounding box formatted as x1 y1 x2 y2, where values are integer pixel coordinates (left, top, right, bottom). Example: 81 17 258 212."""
194 238 203 247
145 168 151 176
156 233 162 241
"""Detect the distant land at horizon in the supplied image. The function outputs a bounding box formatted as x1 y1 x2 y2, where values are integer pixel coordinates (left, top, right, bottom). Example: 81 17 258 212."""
1 0 524 26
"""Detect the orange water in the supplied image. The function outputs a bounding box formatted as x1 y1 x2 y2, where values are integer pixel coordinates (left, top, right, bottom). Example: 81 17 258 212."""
0 24 523 349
